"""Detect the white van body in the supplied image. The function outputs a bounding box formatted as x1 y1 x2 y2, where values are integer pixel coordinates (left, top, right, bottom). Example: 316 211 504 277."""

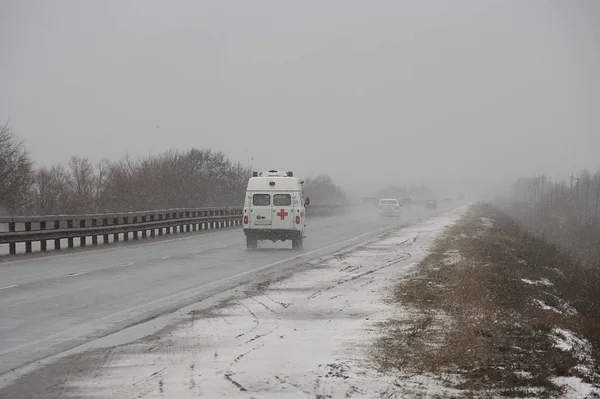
242 170 307 249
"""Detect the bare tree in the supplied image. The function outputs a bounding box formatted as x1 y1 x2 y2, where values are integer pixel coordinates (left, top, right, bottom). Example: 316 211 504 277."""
67 156 97 213
0 123 34 215
303 174 348 205
32 164 70 215
19 143 251 215
508 169 600 268
94 158 110 212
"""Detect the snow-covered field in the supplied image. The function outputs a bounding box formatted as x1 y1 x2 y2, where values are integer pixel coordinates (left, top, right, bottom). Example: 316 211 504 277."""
62 209 465 398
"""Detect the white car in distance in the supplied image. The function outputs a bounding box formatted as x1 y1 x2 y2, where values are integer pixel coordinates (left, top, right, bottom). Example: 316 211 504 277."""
378 198 401 218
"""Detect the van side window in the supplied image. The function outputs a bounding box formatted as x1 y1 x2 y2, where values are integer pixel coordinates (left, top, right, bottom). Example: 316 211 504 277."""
273 194 291 206
253 194 270 206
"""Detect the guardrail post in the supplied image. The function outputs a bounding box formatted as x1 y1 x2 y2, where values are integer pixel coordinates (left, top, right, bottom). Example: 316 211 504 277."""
113 217 119 243
67 220 74 248
40 221 47 251
158 214 164 236
123 217 129 241
92 219 98 245
79 220 86 247
133 217 139 240
141 216 147 239
25 222 32 253
54 221 61 250
191 212 197 231
151 215 156 237
8 222 16 255
102 218 108 244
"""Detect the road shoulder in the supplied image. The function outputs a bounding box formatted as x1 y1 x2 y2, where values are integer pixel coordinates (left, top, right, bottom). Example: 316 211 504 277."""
374 203 600 398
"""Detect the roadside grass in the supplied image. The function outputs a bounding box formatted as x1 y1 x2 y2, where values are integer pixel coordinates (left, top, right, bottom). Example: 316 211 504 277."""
374 203 600 398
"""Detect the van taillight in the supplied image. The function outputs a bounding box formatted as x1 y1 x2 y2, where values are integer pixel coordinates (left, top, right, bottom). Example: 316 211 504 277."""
296 216 300 224
244 215 249 224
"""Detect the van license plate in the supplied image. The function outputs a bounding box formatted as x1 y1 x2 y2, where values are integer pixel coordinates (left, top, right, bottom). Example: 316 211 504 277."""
254 220 272 225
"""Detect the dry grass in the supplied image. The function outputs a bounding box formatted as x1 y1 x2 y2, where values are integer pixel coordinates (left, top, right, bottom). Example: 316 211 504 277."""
374 203 600 398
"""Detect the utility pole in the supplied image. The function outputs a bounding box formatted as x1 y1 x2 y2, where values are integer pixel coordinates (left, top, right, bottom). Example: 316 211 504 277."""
585 176 591 216
595 175 600 224
569 173 576 193
568 173 581 199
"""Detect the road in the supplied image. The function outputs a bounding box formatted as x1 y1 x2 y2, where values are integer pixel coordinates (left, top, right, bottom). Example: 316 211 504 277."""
0 206 440 382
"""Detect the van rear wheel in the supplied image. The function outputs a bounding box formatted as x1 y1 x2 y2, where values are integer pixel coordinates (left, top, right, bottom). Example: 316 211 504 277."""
246 236 257 249
292 237 303 250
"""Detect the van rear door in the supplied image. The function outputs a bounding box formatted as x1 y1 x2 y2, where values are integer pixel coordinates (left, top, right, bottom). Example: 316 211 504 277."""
271 193 294 230
249 192 272 228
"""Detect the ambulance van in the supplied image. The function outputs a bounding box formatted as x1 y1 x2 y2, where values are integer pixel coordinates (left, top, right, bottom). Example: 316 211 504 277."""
242 170 309 250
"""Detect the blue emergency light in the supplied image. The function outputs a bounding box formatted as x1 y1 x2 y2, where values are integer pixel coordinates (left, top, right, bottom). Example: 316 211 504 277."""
252 171 258 177
286 171 293 177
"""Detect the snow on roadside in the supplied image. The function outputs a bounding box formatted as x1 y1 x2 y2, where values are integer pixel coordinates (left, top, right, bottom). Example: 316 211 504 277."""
474 216 494 238
533 299 564 315
556 298 579 316
443 249 463 266
522 278 553 287
550 328 600 397
551 328 593 363
531 297 578 316
63 209 465 399
552 376 600 399
480 217 494 229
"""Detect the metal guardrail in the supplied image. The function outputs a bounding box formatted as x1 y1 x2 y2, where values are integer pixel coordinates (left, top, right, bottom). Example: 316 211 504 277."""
0 205 348 256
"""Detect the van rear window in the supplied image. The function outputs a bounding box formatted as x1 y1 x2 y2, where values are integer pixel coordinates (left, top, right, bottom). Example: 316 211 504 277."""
273 194 291 206
253 194 270 206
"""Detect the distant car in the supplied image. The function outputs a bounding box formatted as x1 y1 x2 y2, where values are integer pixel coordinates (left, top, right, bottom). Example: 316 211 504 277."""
424 199 438 209
378 198 401 218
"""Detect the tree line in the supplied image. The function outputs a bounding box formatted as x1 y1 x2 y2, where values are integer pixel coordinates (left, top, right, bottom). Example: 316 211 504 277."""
301 174 348 206
506 169 600 268
0 123 347 216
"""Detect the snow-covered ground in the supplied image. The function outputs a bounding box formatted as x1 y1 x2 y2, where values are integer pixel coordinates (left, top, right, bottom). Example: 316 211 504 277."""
62 209 465 398
550 327 599 398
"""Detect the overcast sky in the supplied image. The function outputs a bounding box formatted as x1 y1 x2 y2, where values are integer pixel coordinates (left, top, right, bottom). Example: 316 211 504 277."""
1 0 599 197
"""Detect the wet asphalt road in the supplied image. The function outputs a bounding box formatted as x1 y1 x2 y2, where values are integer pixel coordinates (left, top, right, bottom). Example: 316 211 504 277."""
0 206 440 377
